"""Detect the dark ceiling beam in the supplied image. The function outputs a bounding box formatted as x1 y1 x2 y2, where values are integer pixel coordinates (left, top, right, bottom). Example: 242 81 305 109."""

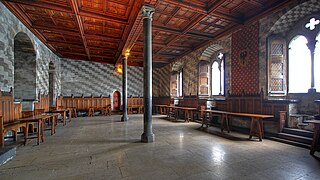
2 0 72 12
206 0 228 13
162 0 207 14
199 21 225 29
153 25 214 40
114 0 143 65
245 0 293 24
2 2 58 53
47 40 83 46
70 0 90 60
33 25 80 35
210 12 243 24
77 11 129 25
164 7 180 25
243 0 263 7
84 34 122 42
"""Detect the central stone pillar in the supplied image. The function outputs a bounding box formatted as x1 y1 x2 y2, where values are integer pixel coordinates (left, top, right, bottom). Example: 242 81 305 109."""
141 5 155 143
308 40 316 93
121 56 129 121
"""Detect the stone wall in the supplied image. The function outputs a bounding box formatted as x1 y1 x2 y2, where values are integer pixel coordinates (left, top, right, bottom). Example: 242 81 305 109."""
153 65 170 97
0 2 61 98
60 58 144 97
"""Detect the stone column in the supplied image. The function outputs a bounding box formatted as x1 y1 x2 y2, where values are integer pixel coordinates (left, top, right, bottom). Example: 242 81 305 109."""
121 56 129 121
141 5 155 143
308 40 316 93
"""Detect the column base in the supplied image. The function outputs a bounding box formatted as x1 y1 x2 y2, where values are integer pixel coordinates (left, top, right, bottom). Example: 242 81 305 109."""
308 88 316 93
121 115 128 122
141 133 154 143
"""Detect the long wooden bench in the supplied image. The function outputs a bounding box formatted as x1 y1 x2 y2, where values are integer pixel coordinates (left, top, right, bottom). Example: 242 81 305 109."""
57 95 111 116
0 90 26 147
0 115 27 147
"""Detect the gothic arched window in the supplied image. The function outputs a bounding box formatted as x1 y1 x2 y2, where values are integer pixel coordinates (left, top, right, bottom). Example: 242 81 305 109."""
211 53 224 96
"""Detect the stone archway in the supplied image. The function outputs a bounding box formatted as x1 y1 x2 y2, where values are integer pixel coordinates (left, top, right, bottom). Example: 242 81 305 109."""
14 32 36 101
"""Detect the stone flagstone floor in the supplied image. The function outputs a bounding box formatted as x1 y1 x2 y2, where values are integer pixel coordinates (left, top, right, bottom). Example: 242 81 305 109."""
0 114 319 180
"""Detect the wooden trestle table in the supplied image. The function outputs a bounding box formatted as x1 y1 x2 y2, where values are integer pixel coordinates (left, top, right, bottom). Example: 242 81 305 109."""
305 120 320 155
49 109 72 126
153 105 168 115
18 113 58 145
202 109 274 141
165 106 197 122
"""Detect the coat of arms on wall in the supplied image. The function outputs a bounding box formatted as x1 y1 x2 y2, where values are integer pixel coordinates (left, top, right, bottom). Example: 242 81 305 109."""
239 49 248 66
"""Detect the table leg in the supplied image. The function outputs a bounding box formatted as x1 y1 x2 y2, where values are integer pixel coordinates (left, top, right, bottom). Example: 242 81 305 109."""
37 120 41 145
249 117 263 141
63 111 66 126
24 122 29 145
69 109 71 120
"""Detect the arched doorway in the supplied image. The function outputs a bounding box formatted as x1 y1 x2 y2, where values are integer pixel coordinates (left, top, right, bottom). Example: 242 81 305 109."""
14 32 36 101
113 91 121 111
49 61 56 107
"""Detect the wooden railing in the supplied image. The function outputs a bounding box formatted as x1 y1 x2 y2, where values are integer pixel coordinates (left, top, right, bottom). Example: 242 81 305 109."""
57 95 111 111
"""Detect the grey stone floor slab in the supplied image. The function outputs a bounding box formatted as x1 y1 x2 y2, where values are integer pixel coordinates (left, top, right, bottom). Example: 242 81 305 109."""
0 114 319 180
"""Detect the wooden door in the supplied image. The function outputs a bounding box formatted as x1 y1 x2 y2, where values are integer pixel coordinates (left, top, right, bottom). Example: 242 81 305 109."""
113 91 121 111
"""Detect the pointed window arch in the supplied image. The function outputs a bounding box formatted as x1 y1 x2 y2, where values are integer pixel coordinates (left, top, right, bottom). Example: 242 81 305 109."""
288 35 311 93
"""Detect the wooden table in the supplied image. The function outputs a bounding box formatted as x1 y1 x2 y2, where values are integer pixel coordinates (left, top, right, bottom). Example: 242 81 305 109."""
49 109 71 126
17 114 50 145
166 106 197 122
305 120 320 155
42 113 59 135
202 110 274 141
153 105 168 115
128 105 143 114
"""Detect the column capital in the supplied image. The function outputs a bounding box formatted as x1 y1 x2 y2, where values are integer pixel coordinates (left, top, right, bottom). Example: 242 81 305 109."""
141 5 155 19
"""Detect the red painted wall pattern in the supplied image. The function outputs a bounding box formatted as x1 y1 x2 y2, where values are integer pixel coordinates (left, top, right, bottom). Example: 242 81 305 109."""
231 21 260 93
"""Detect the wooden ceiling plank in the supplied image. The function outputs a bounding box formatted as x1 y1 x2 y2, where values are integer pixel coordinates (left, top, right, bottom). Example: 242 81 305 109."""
163 0 207 14
2 0 72 12
78 11 129 25
70 0 91 60
153 25 214 40
207 0 229 13
210 12 243 24
164 7 180 26
243 0 263 7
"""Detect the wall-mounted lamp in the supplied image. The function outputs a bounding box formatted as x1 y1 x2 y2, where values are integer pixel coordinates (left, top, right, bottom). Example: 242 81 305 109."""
115 63 123 75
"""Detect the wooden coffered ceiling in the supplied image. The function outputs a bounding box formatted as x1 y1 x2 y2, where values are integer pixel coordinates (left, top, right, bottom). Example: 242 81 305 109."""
2 0 290 67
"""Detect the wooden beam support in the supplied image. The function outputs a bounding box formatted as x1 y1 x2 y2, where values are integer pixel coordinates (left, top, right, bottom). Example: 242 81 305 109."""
70 0 90 60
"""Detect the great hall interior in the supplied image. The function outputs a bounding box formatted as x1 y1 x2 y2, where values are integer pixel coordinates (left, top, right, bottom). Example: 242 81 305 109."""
0 0 320 179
